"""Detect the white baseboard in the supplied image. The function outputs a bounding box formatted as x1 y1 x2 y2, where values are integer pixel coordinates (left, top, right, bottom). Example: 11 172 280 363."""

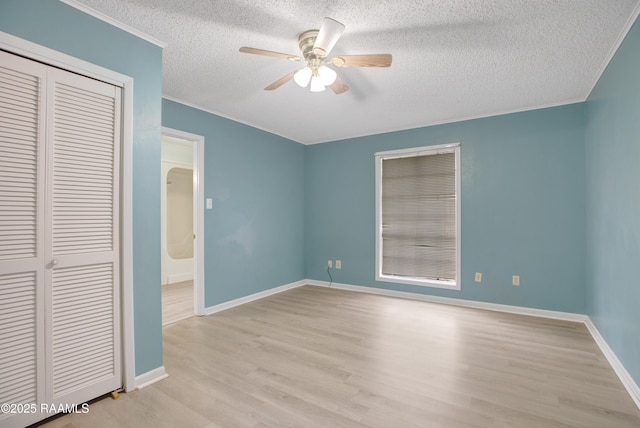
585 318 640 410
167 272 194 284
203 280 306 316
306 280 588 322
135 366 168 389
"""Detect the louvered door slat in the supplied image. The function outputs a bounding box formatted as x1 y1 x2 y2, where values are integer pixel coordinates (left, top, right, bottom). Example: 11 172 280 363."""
52 229 112 238
54 148 113 163
54 152 113 167
54 329 113 359
58 318 112 342
0 232 36 240
1 337 36 365
0 77 39 96
0 115 40 131
0 136 38 147
1 318 37 335
0 62 39 262
0 92 38 111
56 87 115 111
0 272 38 409
0 138 38 151
0 156 37 168
0 99 39 115
0 324 35 341
51 262 116 397
51 80 116 256
56 109 114 127
55 132 116 148
56 97 115 115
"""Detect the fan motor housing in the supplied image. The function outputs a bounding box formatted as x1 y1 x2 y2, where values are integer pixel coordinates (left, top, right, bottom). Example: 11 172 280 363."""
298 30 320 59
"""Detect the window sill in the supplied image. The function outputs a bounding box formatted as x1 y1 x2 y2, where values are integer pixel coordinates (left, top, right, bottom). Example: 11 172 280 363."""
376 273 460 290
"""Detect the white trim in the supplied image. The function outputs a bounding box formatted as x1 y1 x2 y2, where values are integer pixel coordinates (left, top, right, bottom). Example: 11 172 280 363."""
194 135 205 316
120 75 136 394
165 96 586 146
167 272 194 284
306 280 588 323
303 99 586 145
586 2 640 97
163 97 587 147
1 31 127 87
375 143 461 290
59 0 167 48
161 127 206 316
135 366 168 389
376 274 457 290
585 319 640 410
0 30 137 393
162 95 298 144
203 280 306 316
374 142 460 158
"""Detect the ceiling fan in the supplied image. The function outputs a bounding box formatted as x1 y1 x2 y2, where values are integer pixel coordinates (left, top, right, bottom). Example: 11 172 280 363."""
239 17 392 94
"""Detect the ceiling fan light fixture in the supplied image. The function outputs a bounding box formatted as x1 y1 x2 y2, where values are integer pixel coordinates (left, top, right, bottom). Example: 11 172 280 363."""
317 65 337 86
293 67 312 87
310 75 326 92
239 16 392 95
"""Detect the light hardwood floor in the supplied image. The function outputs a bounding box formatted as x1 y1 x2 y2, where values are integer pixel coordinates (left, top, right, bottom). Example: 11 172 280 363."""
36 285 640 427
162 280 194 325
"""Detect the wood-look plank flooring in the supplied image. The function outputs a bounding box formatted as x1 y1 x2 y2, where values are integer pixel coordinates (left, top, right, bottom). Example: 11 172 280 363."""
36 285 640 427
162 280 194 325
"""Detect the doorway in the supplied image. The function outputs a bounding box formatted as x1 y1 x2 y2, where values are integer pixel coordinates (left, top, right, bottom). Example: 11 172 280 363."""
161 128 205 324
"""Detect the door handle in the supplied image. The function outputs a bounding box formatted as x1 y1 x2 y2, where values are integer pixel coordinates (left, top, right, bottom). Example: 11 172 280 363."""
50 259 59 267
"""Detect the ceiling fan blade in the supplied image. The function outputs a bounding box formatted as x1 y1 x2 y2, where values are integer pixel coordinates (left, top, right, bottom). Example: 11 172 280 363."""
312 17 345 57
329 76 349 94
239 47 301 62
264 70 297 90
330 54 392 68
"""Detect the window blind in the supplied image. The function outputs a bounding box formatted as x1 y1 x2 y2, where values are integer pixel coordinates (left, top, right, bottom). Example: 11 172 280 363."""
381 152 456 281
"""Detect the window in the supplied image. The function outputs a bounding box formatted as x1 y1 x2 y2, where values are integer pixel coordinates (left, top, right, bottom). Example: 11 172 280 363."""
375 143 460 289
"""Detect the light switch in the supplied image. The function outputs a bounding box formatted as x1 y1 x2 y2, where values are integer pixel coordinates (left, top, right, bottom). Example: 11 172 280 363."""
206 198 213 209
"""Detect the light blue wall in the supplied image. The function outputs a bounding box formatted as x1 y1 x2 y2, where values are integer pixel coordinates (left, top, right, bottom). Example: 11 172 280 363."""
162 100 305 305
586 16 640 386
0 0 163 375
305 104 586 313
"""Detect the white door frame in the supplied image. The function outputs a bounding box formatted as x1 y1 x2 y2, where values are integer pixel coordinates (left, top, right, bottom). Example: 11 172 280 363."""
162 127 205 316
0 31 137 392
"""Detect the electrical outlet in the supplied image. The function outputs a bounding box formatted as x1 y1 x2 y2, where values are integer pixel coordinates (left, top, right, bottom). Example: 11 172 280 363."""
512 275 520 286
328 260 332 268
474 272 482 282
336 260 342 269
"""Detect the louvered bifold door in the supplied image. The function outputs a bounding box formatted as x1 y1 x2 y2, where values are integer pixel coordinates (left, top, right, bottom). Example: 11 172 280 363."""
44 67 121 406
0 51 47 428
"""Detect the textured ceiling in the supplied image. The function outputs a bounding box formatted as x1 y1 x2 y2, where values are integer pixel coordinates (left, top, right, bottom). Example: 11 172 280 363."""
72 0 640 144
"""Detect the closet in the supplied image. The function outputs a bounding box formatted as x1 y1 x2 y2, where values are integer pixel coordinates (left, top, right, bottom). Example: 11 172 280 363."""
0 50 121 427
